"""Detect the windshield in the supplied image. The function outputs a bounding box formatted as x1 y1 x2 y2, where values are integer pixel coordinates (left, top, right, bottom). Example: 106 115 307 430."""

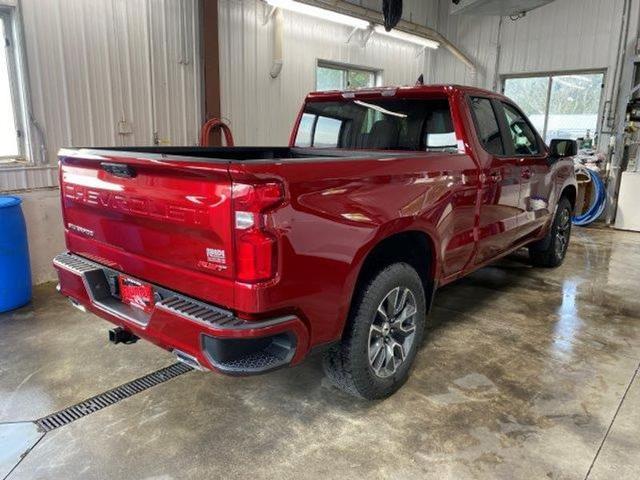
294 98 457 152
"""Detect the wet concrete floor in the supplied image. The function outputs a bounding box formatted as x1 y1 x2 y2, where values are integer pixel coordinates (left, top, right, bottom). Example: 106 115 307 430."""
0 226 638 479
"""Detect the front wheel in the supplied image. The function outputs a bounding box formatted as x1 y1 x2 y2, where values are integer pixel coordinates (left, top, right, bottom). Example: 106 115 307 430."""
529 196 572 268
323 263 426 400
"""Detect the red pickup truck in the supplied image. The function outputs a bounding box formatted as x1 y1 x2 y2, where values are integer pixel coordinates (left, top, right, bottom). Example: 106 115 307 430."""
54 85 577 399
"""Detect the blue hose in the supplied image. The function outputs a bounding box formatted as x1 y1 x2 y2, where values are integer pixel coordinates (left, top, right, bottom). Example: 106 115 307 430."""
572 168 606 226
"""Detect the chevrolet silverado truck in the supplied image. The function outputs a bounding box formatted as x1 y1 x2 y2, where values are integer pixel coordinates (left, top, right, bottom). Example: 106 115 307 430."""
54 85 577 399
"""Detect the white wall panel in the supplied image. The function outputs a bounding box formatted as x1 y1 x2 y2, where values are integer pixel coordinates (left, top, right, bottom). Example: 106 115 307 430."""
19 188 65 284
498 0 625 76
219 0 438 146
1 0 202 191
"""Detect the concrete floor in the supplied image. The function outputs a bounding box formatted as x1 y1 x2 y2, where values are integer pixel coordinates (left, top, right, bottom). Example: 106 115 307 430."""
1 226 639 480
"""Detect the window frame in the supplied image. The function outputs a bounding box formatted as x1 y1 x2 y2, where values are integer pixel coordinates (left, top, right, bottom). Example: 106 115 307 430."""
0 6 27 163
501 69 606 144
315 60 381 91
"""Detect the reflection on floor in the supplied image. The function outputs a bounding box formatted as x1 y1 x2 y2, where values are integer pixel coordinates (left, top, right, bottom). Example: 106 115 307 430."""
0 226 639 480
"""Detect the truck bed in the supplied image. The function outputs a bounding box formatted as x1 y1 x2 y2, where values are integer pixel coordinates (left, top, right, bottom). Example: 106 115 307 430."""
86 146 403 162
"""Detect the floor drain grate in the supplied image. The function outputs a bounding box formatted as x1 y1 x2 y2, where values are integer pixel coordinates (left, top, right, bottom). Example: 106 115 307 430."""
35 362 193 432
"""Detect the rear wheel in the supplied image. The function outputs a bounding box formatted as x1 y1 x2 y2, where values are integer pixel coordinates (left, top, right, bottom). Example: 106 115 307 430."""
323 263 426 399
529 196 572 268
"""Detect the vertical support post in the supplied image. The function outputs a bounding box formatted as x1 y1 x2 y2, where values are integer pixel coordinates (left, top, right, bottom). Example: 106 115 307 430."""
202 0 222 146
607 0 640 224
542 76 553 142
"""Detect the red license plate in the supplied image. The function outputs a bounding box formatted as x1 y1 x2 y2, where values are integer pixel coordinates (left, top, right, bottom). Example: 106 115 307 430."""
118 276 155 313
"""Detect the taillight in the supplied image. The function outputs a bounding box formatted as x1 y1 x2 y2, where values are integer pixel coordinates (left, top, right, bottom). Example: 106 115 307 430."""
232 181 284 283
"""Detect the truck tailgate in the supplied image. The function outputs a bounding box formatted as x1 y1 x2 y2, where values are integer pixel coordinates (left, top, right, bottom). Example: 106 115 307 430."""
59 150 235 307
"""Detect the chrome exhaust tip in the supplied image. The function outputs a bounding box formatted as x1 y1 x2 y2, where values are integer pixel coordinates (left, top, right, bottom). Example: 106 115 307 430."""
69 298 87 313
172 349 206 371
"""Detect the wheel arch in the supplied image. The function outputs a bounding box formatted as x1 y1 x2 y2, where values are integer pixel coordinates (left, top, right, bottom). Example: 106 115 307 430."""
339 228 439 339
560 184 577 212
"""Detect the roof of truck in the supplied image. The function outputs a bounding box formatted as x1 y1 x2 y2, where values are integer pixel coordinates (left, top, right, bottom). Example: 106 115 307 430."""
305 84 509 102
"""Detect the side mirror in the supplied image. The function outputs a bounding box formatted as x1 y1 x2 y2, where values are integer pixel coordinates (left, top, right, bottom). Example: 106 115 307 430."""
549 139 578 161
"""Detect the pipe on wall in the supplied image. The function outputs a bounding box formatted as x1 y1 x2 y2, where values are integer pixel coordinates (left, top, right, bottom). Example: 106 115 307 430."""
270 8 284 78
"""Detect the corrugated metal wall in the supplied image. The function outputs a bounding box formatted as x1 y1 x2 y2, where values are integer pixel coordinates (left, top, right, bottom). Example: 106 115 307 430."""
1 0 201 190
218 0 440 145
499 0 626 76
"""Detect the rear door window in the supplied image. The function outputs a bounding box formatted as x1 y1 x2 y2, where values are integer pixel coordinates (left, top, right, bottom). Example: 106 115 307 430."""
469 97 504 155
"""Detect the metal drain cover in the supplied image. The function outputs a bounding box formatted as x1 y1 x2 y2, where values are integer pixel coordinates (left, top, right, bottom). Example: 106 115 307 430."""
36 362 192 432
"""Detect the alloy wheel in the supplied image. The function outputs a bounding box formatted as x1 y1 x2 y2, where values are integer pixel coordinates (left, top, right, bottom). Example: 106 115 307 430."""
367 286 418 378
555 207 571 258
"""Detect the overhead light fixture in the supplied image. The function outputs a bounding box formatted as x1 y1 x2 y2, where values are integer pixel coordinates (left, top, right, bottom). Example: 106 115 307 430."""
373 25 439 49
265 0 370 29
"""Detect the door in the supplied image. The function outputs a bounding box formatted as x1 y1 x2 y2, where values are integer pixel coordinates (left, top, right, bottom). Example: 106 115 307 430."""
468 96 523 265
497 101 552 241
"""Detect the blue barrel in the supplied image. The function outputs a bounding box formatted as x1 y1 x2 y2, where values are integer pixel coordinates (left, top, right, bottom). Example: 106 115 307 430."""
0 196 32 312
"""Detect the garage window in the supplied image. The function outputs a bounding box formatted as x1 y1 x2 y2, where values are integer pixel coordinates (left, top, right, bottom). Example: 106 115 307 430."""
0 7 24 162
316 61 378 91
503 72 604 144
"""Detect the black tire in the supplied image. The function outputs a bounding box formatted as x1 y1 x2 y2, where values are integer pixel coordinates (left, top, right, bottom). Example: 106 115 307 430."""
323 263 426 400
529 196 572 268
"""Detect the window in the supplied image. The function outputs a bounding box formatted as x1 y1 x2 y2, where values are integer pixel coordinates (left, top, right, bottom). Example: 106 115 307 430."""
294 113 343 148
501 103 540 155
313 116 342 147
469 97 504 155
294 98 457 152
503 72 604 144
316 62 378 91
0 8 24 161
295 113 314 147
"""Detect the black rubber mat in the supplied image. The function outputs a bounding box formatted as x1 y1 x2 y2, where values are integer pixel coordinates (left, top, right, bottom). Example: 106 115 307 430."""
35 362 193 432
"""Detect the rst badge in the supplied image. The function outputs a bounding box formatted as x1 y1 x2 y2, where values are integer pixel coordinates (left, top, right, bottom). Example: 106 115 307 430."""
67 223 95 237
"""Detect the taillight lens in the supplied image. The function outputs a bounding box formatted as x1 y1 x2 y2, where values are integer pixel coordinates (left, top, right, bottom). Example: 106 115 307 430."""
232 181 284 283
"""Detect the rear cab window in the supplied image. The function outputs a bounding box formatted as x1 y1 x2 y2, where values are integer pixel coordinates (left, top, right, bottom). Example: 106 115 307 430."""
294 97 458 152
